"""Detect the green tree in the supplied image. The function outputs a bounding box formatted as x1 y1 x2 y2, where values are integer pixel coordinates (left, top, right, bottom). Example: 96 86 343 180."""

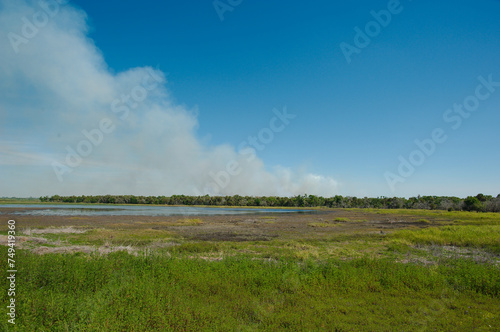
463 196 484 212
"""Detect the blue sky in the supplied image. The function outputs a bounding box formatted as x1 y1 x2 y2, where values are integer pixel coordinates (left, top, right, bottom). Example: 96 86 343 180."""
1 0 499 197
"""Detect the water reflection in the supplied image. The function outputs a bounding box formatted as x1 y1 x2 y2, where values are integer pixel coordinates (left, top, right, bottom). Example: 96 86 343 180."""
0 204 313 217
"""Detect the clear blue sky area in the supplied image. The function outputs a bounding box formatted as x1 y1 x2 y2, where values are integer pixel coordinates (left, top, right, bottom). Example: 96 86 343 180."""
1 0 499 197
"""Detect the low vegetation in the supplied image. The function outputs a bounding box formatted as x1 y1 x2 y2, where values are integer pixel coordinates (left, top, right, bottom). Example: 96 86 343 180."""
1 249 498 331
1 207 499 330
393 225 500 253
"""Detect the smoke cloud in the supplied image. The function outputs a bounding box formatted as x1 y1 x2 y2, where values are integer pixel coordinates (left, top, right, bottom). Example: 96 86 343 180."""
0 0 338 197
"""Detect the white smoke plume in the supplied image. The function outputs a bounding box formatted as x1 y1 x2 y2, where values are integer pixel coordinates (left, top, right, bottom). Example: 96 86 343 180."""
0 0 338 197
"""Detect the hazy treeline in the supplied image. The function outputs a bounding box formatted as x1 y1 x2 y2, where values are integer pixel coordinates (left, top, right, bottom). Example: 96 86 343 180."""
39 194 500 212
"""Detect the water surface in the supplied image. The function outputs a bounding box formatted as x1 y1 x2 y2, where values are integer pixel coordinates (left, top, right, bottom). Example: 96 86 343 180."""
0 204 312 217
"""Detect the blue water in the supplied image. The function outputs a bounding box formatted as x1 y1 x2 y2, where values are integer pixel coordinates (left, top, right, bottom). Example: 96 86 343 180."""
0 204 311 217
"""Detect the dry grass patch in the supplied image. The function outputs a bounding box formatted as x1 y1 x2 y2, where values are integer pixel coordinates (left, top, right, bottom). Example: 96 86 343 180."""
173 218 203 226
285 241 320 259
308 222 338 228
63 228 175 246
259 216 277 223
33 244 137 255
23 226 87 235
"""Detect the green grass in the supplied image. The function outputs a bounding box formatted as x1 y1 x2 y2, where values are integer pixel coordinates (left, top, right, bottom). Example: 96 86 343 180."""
352 208 500 225
2 208 500 330
1 248 499 331
0 198 40 204
173 218 203 225
39 228 176 247
393 225 500 253
170 242 221 254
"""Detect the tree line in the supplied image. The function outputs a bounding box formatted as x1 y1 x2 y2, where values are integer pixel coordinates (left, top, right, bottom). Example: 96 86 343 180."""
39 193 500 212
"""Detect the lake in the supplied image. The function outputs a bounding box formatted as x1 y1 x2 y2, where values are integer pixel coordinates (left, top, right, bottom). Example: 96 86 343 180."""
0 204 313 217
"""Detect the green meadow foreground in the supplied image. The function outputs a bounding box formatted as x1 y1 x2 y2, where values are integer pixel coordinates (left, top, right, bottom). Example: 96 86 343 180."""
1 207 499 331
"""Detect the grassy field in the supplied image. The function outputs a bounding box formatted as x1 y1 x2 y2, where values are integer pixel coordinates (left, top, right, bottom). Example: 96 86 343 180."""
1 208 499 331
0 198 40 204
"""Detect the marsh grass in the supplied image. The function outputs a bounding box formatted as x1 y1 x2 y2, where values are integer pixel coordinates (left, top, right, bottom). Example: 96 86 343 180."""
308 217 368 227
54 228 175 247
174 218 203 225
308 222 338 228
393 225 500 253
259 216 277 224
28 226 87 235
1 248 499 331
354 209 500 225
0 198 39 204
2 208 499 330
170 241 221 254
